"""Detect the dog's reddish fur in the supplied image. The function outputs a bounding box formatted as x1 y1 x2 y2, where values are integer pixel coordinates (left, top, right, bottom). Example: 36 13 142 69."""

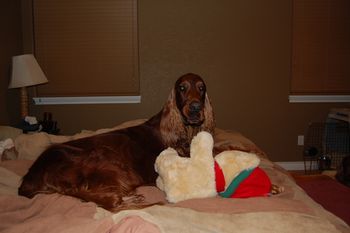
18 73 215 211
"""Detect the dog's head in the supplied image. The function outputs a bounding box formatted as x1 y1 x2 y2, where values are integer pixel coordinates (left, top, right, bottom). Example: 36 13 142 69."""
174 73 208 126
160 73 215 156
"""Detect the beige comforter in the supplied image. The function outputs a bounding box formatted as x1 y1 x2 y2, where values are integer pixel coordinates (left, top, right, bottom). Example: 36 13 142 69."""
0 121 349 233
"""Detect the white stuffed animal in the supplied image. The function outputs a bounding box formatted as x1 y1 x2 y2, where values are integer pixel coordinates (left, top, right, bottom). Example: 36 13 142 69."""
155 131 268 203
155 131 217 203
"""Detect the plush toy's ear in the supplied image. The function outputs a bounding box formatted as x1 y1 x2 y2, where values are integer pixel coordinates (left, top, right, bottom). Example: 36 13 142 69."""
215 150 260 189
154 147 179 174
190 131 214 160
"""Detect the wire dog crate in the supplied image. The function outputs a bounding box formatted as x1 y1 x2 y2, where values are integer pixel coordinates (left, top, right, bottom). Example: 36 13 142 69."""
303 121 350 174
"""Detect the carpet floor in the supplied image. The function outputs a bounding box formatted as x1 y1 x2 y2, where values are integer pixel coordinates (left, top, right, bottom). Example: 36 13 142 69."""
293 174 350 226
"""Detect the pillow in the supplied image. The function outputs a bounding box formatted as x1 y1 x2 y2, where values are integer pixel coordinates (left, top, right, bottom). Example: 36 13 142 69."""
0 126 22 141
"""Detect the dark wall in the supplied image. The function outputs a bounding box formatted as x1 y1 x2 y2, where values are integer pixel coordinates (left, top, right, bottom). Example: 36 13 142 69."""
1 0 349 162
0 0 22 125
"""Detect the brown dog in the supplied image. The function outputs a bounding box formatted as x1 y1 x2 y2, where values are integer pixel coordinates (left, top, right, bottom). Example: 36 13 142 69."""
18 73 215 211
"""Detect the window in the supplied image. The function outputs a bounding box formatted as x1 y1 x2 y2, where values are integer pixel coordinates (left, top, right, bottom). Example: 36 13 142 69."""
31 0 139 104
290 0 350 102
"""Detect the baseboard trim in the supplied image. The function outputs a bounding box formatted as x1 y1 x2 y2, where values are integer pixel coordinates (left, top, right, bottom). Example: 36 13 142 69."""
275 161 309 171
289 95 350 103
33 96 141 105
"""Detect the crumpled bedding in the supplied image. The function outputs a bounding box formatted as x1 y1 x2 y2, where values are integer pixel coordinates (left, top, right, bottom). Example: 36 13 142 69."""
0 120 349 233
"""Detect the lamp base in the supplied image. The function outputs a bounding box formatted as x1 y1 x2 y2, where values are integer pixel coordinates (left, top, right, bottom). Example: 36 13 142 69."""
20 87 29 119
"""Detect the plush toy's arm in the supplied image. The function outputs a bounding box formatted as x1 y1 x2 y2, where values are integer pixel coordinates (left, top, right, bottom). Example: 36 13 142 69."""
154 147 181 193
156 177 165 191
154 147 179 174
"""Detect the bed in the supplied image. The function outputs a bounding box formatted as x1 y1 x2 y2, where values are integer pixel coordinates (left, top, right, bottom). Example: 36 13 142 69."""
0 120 349 233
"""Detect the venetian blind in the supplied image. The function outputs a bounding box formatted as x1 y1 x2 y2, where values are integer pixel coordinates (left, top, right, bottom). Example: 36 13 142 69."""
291 0 350 95
33 0 139 97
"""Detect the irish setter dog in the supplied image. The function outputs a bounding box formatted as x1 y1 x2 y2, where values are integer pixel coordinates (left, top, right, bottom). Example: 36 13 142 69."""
18 73 215 211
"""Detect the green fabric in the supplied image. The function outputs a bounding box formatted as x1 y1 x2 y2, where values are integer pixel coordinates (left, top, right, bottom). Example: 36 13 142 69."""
219 168 254 198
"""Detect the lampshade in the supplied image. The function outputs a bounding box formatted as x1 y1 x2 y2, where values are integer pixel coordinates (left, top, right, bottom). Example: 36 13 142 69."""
8 54 48 89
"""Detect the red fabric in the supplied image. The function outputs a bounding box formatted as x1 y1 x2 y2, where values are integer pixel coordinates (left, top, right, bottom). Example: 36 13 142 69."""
231 167 271 198
214 161 225 193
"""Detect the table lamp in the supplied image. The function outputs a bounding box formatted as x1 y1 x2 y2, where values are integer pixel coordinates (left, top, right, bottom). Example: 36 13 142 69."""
8 54 48 119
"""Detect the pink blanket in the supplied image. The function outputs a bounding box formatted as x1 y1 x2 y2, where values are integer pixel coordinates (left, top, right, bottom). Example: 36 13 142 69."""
0 124 349 233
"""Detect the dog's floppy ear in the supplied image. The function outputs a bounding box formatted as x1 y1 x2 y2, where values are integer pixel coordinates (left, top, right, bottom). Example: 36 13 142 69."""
201 93 215 134
160 88 186 146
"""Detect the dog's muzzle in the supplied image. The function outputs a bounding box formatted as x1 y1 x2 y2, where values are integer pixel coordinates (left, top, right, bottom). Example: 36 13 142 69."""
184 101 204 125
189 101 202 113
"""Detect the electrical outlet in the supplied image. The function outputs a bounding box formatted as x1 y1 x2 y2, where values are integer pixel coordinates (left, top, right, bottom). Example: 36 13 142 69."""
297 135 304 146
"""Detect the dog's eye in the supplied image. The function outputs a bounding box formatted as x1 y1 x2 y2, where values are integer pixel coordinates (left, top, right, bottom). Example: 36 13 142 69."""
179 85 186 92
198 85 205 92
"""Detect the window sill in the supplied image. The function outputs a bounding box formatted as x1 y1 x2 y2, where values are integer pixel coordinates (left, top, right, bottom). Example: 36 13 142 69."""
33 96 141 105
289 95 350 103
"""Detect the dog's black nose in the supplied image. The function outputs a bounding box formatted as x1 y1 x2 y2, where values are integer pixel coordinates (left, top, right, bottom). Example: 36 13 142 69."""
189 101 202 112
